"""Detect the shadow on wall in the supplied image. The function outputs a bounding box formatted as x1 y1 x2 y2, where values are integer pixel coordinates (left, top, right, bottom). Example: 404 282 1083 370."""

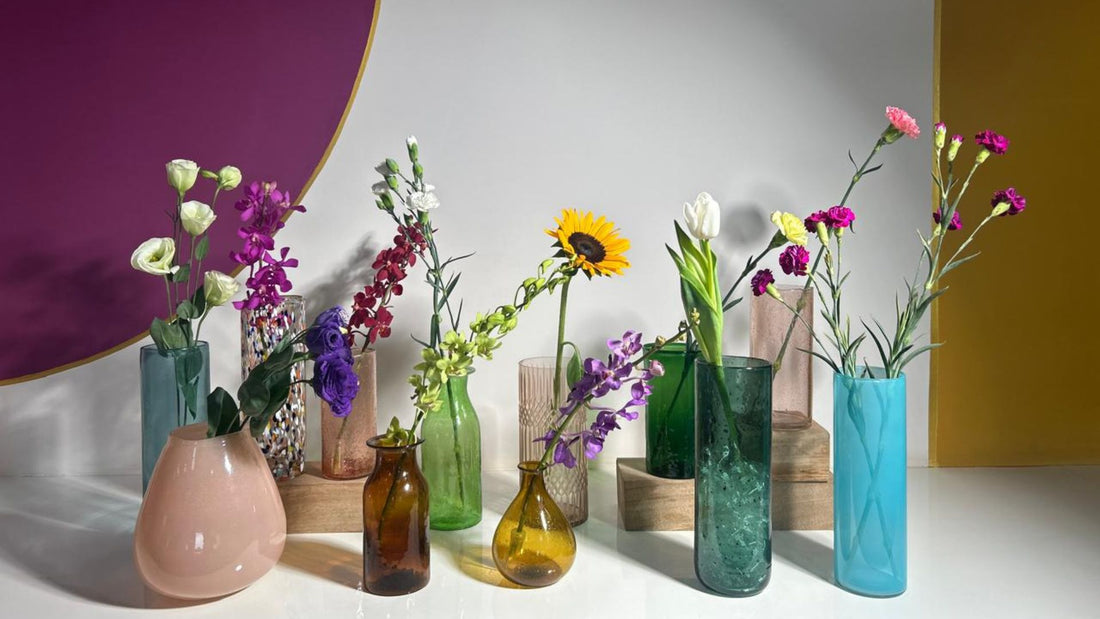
303 232 380 323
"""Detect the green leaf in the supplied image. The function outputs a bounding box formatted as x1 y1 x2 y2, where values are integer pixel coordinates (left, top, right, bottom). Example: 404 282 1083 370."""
172 264 191 283
250 371 292 438
207 387 241 437
939 252 981 279
237 377 270 416
721 296 743 312
802 348 840 374
176 300 198 320
195 236 209 261
190 285 206 317
897 342 943 372
150 317 187 351
566 349 583 389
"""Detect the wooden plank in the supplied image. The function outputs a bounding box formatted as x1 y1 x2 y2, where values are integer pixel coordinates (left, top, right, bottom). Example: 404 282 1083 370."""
277 462 363 533
616 457 832 531
772 420 830 483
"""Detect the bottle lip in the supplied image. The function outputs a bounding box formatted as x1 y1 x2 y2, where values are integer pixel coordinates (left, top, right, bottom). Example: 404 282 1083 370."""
366 435 424 450
517 460 545 474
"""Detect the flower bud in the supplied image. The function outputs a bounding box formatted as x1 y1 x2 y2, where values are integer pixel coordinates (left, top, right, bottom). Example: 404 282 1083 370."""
991 201 1010 217
766 283 783 302
217 165 242 190
816 221 829 246
655 335 667 346
385 158 400 174
380 192 394 209
204 270 241 307
406 135 419 162
947 134 963 162
180 200 216 236
386 175 399 190
540 258 555 271
166 159 199 194
976 148 991 164
933 122 946 150
413 162 424 179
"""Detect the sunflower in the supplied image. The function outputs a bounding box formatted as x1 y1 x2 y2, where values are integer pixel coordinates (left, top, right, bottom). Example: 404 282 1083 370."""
546 209 630 277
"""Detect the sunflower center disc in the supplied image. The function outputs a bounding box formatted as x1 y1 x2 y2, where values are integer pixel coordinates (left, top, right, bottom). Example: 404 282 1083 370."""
568 232 607 264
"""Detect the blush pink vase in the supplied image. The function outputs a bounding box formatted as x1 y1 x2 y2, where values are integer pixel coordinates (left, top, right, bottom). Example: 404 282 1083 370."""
133 423 287 600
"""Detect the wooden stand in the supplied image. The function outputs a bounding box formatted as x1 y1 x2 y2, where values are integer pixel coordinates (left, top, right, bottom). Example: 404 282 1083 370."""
277 462 364 533
616 420 833 531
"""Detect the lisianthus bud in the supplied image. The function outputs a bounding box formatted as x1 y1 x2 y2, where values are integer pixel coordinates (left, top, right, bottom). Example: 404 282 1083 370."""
131 237 178 276
217 165 242 190
180 200 216 236
407 135 419 162
947 134 963 161
204 270 241 307
934 122 947 150
166 159 199 194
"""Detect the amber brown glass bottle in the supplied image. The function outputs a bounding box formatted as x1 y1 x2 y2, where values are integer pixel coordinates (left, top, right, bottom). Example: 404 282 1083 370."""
362 437 429 595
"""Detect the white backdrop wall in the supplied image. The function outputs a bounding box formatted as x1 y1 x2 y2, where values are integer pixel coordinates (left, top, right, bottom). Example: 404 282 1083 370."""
0 0 934 476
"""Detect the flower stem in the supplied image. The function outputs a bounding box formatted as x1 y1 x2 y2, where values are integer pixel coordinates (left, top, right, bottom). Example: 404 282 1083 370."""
445 379 468 510
552 276 573 412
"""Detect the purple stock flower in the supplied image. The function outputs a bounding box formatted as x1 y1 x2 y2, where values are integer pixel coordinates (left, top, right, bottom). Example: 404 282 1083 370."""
992 187 1026 216
778 245 810 276
975 130 1009 155
933 209 963 231
750 269 775 297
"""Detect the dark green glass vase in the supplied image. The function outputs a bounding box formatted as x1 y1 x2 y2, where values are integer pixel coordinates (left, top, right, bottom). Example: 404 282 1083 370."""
694 356 772 597
645 343 697 478
421 374 482 530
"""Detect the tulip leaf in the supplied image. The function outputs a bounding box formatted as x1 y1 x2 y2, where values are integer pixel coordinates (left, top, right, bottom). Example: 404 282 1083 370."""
195 236 209 261
172 265 191 283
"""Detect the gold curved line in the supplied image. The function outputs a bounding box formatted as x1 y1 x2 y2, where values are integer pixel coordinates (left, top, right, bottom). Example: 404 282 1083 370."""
0 0 383 388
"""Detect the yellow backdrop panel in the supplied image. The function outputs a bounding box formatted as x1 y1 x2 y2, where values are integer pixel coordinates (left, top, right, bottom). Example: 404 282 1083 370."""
932 1 1100 465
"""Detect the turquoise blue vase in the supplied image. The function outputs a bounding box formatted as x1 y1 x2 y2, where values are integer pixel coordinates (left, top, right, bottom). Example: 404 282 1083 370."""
833 369 906 597
140 342 209 492
694 356 772 596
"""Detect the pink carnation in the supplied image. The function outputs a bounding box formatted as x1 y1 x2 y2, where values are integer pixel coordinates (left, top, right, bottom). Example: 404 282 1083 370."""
826 206 856 229
804 210 828 233
886 106 920 139
975 130 1009 155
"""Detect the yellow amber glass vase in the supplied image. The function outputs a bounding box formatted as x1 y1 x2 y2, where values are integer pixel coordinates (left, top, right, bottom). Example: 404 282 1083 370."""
492 461 577 587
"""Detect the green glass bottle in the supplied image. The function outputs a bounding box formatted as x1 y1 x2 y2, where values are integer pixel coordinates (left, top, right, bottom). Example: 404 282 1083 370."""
421 374 482 530
644 343 697 478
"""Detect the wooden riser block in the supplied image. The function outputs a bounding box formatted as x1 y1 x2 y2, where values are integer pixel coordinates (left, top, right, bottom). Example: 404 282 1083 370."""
616 457 833 531
772 420 830 483
277 462 364 533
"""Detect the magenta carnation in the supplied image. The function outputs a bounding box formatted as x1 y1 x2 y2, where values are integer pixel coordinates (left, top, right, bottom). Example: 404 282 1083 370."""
933 209 962 231
826 206 856 229
886 106 920 139
975 130 1009 155
750 269 775 297
804 210 828 233
778 245 810 276
950 134 964 144
991 187 1026 216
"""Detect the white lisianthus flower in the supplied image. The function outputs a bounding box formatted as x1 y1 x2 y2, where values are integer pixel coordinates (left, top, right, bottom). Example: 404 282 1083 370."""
217 165 242 191
166 159 199 194
180 200 216 236
204 271 241 307
131 237 178 276
683 192 721 240
409 185 440 211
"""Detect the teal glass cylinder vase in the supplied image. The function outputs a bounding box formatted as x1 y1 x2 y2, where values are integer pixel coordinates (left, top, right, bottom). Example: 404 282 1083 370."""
694 356 772 597
833 369 907 597
139 342 209 492
421 373 482 530
644 343 697 479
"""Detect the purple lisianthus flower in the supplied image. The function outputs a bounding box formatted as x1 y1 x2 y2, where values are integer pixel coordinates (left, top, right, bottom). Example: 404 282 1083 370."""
992 187 1026 216
750 269 775 297
933 209 963 231
312 351 359 417
804 210 828 234
307 307 348 356
778 245 810 276
826 206 856 229
975 130 1009 155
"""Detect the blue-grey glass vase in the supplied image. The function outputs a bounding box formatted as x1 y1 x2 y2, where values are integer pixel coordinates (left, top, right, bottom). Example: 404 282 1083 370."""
694 356 772 597
834 369 906 597
140 342 209 492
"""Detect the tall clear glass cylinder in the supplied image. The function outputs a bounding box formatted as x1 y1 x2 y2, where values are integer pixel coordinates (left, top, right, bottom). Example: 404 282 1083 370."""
517 357 587 526
750 284 813 430
241 294 307 479
694 356 772 597
834 369 907 597
140 342 209 492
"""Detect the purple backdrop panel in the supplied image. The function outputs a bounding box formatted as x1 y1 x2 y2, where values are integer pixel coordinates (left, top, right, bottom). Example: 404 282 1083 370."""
0 1 377 381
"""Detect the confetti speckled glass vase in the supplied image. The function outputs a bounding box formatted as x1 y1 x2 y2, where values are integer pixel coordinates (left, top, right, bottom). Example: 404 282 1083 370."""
241 295 307 480
518 357 587 526
694 356 772 597
750 284 813 430
834 369 907 597
321 350 378 480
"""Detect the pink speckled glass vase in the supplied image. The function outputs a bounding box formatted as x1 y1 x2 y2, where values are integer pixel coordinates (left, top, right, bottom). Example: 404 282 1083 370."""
321 350 378 480
133 423 287 600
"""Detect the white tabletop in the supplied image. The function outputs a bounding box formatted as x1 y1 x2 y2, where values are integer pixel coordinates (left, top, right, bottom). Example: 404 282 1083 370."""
0 466 1097 618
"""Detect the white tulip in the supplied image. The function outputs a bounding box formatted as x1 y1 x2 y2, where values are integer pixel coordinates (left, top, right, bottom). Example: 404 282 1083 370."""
683 192 721 240
180 200 216 236
166 159 199 194
204 271 241 307
131 237 178 276
217 165 242 191
409 188 440 211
